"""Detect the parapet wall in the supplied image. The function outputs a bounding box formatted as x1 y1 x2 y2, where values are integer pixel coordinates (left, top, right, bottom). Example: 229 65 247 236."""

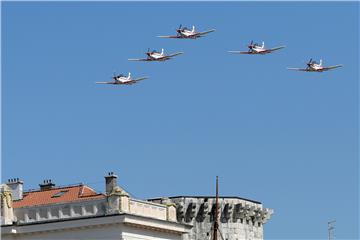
150 197 273 240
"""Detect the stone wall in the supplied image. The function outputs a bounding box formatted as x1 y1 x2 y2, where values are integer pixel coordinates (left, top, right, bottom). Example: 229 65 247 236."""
150 197 273 240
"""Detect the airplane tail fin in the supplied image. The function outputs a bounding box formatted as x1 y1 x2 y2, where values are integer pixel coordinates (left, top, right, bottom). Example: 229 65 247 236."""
192 25 195 32
128 72 131 79
262 41 265 49
161 48 164 55
319 59 323 66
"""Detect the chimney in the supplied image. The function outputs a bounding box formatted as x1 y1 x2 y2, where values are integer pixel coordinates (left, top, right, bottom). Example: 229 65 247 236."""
105 172 118 195
6 178 24 200
39 179 55 191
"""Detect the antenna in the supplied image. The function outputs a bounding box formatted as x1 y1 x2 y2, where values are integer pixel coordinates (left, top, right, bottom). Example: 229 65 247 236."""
212 176 219 240
328 220 336 240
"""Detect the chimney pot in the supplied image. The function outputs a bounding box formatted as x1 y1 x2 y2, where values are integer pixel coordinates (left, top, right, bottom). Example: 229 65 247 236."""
39 179 55 191
6 178 24 200
105 172 118 195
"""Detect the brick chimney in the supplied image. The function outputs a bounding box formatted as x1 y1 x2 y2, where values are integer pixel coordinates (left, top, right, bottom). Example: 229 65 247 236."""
39 179 55 191
105 172 118 195
6 178 24 200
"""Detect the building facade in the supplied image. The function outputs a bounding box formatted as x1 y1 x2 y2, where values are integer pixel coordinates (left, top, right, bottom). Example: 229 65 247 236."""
1 173 273 240
1 173 190 240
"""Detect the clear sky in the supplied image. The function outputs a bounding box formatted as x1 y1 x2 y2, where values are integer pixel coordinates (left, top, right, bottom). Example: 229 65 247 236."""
2 2 359 239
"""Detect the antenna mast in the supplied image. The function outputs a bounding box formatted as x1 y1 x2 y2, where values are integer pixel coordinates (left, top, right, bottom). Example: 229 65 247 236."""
328 220 336 240
213 176 219 240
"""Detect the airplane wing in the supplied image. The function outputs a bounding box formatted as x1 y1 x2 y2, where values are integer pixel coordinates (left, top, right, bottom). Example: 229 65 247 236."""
133 77 148 82
322 64 343 71
167 52 184 58
287 67 309 71
95 82 115 84
228 51 254 54
266 45 286 53
196 29 216 36
157 35 180 38
128 58 151 61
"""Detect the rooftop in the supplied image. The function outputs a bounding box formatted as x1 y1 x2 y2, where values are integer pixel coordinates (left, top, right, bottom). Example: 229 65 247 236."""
13 184 105 208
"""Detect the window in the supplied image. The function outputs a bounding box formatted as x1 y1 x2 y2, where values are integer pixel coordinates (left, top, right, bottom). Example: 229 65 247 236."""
51 190 68 198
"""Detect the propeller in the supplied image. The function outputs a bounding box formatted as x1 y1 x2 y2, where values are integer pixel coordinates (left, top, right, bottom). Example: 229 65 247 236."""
306 58 313 67
112 72 117 80
176 24 182 36
248 40 254 52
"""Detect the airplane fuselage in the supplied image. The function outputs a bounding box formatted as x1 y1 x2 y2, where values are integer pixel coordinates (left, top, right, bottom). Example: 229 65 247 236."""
307 63 324 71
114 76 132 84
253 46 263 51
146 52 170 61
180 30 195 37
149 52 163 59
250 46 269 54
178 29 200 39
311 64 321 70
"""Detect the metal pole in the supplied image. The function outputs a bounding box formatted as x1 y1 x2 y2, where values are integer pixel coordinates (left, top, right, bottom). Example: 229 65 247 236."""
328 220 336 240
213 176 219 240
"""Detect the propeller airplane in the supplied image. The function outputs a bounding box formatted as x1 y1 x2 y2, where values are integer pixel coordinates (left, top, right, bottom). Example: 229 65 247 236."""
157 25 215 39
96 72 148 85
228 40 285 55
287 58 343 72
128 48 184 62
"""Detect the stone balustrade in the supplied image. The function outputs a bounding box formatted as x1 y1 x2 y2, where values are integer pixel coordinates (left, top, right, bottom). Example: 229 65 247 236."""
14 198 106 224
10 197 177 225
129 199 167 220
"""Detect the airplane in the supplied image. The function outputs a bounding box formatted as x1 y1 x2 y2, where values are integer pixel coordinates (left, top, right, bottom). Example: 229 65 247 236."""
287 58 343 72
228 40 285 55
128 48 184 62
157 25 215 39
96 72 148 85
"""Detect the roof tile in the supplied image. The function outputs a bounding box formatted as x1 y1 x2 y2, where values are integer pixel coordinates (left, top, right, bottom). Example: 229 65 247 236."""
13 185 105 208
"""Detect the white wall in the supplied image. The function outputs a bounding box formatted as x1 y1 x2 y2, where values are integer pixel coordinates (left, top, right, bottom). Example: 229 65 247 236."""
1 214 188 240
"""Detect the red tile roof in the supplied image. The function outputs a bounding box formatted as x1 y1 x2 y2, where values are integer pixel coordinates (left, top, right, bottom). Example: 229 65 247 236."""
13 185 105 208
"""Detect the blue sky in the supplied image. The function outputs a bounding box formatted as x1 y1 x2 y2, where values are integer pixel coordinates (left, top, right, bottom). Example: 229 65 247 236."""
2 2 358 239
